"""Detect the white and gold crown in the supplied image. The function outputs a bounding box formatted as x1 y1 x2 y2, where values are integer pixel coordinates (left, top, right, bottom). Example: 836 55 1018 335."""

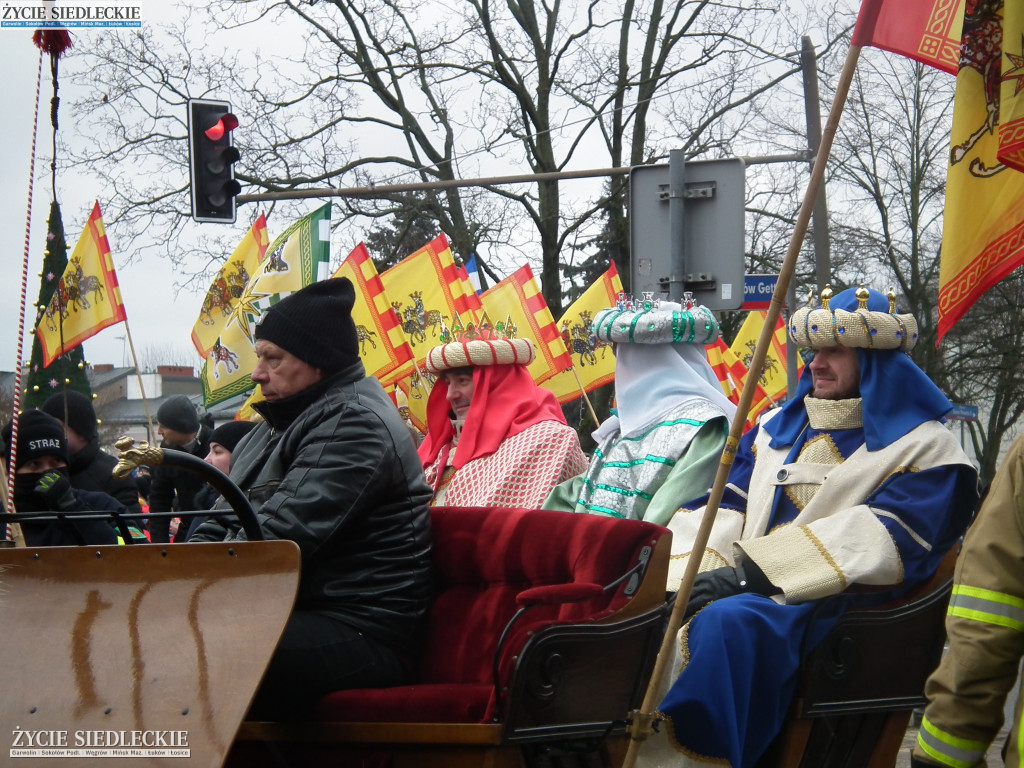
592 292 721 345
424 314 536 374
788 285 918 351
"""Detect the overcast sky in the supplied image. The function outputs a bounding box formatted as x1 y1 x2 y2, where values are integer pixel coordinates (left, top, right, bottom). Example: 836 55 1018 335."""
0 0 834 376
0 16 215 373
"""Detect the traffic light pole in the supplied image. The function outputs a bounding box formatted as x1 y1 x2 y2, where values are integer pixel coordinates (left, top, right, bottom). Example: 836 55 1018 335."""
234 150 813 205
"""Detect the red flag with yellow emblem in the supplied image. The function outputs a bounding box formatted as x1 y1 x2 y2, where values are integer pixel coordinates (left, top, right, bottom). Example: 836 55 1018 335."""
852 0 964 74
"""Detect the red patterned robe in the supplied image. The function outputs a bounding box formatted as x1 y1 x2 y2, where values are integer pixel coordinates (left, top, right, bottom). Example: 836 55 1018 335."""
424 420 587 508
418 363 587 509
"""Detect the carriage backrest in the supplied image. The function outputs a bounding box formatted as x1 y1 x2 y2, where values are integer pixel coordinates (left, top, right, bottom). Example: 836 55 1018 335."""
417 507 669 686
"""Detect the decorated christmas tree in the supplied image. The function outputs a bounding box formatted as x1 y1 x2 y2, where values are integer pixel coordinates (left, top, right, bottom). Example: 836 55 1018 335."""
22 201 92 410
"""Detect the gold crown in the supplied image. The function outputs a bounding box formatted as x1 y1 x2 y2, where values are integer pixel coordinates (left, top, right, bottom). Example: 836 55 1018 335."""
788 285 918 351
426 313 535 374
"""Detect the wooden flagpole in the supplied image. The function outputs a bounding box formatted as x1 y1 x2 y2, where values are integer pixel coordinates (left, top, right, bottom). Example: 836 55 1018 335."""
123 320 157 445
569 365 600 425
621 44 864 768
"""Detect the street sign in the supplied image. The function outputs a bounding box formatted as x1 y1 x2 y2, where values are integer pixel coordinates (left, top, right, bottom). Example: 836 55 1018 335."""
946 403 979 422
629 157 746 310
743 274 778 310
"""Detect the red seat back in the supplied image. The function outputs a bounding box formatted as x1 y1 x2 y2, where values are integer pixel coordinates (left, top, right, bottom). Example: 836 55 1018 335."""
418 507 667 686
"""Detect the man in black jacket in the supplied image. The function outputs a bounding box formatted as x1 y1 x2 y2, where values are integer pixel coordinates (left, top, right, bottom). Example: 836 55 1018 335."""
42 390 143 521
190 277 433 718
147 394 211 543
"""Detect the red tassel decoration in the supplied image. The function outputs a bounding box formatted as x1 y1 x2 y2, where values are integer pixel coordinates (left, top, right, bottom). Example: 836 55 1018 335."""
32 30 74 59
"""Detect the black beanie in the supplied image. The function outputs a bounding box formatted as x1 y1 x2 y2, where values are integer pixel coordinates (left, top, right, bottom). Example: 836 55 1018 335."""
156 395 200 434
209 420 258 453
254 278 359 373
3 410 69 470
41 390 98 442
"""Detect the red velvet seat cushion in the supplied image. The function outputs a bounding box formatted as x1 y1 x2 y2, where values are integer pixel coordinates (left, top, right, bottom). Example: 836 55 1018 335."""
311 507 667 725
313 683 492 724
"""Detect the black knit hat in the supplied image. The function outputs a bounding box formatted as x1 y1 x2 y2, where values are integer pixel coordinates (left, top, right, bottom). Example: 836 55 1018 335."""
254 278 359 373
209 420 257 453
41 390 98 442
3 410 69 470
156 395 200 434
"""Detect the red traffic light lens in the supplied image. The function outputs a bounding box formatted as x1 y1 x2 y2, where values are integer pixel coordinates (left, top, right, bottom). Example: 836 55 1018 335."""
204 113 238 141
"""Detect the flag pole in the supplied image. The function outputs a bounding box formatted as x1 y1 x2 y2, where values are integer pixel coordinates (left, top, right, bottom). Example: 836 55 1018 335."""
122 320 157 444
7 49 46 538
621 44 863 768
1 457 26 548
569 365 600 425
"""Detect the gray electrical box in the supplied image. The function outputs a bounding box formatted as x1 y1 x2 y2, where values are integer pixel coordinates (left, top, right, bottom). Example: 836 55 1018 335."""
629 156 746 310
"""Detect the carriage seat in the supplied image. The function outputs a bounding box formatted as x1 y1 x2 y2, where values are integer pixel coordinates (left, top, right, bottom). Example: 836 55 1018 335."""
235 506 671 760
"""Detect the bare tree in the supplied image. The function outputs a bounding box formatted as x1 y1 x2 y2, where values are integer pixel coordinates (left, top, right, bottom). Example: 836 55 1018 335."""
138 343 200 371
65 1 815 314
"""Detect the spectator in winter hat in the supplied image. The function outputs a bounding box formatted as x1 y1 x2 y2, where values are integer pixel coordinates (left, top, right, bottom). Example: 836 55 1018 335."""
184 419 260 539
3 409 121 547
42 390 143 521
148 394 211 543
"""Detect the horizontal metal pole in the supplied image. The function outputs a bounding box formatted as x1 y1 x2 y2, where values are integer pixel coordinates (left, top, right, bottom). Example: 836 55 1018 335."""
236 167 631 204
235 151 814 204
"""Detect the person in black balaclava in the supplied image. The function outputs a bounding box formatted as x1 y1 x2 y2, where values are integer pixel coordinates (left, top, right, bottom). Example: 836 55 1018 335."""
3 410 122 547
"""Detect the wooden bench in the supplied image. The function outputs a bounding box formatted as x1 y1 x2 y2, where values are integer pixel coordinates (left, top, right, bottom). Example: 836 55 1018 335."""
0 539 301 768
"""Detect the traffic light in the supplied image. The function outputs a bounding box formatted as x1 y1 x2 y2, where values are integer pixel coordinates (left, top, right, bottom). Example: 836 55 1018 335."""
188 99 241 223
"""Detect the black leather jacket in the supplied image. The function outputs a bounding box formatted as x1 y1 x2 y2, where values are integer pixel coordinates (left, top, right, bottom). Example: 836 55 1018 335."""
191 361 433 659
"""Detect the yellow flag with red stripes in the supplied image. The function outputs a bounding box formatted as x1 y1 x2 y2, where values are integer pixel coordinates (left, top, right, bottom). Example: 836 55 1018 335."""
380 234 482 367
705 337 768 432
729 310 802 425
191 213 270 357
394 367 436 434
541 263 623 403
35 202 127 366
333 243 415 387
480 264 571 385
704 338 743 402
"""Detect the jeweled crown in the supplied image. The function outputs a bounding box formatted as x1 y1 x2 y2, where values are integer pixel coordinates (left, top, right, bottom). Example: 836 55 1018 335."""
592 292 721 345
426 313 536 374
788 285 918 351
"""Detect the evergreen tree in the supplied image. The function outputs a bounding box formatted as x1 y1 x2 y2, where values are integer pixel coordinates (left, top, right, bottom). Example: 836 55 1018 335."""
363 194 441 272
563 180 629 304
22 201 92 410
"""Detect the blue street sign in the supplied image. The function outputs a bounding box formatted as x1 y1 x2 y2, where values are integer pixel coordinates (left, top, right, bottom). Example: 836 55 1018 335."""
743 274 778 310
947 403 979 422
